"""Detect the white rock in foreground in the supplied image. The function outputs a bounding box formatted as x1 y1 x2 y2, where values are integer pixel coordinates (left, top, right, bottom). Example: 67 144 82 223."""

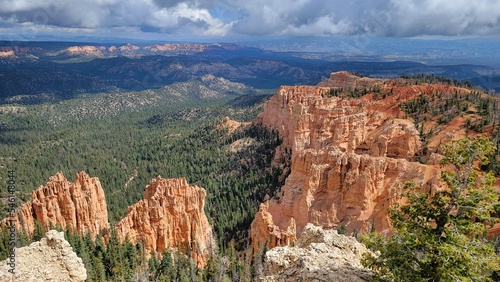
0 230 87 282
261 223 372 282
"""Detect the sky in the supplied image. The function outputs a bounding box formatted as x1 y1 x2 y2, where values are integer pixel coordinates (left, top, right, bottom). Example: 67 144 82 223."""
0 0 499 42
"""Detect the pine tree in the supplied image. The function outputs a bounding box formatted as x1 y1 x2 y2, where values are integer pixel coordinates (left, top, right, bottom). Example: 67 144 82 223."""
362 137 500 281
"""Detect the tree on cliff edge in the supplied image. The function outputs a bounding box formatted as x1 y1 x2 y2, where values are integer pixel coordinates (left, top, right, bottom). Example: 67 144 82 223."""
362 137 500 281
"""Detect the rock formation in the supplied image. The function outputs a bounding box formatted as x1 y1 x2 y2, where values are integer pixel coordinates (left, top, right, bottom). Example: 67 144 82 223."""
62 46 107 57
251 72 459 253
250 203 297 252
0 50 16 58
317 71 385 90
2 171 108 239
1 171 215 268
0 230 87 282
259 223 372 282
116 177 214 267
118 43 140 52
218 116 250 134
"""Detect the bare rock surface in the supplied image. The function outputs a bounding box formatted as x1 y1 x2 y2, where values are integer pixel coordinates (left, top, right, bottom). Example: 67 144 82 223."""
116 177 214 267
260 223 372 282
2 171 108 239
0 230 87 282
251 72 470 253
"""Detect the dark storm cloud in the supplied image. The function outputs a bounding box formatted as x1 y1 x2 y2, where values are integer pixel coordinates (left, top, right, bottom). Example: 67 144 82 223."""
0 0 498 38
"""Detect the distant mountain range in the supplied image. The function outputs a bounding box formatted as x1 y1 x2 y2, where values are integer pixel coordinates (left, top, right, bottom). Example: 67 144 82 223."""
0 41 499 104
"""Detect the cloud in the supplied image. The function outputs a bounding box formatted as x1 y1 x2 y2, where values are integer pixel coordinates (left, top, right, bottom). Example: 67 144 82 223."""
0 0 498 38
230 0 500 37
0 0 230 37
387 0 500 36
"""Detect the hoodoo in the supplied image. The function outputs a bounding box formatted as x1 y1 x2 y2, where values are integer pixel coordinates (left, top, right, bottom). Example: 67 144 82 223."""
250 71 485 253
3 171 108 239
116 177 214 267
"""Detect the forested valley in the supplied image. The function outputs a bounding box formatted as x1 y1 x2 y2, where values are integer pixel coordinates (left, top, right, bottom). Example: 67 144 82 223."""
0 89 283 281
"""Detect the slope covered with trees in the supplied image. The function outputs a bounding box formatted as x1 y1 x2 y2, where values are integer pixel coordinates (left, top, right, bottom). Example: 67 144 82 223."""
1 72 499 281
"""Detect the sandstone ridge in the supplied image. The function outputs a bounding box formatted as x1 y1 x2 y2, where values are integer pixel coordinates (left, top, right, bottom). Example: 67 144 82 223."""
259 223 372 282
2 172 214 268
0 230 87 282
250 71 481 253
3 171 108 239
116 176 214 267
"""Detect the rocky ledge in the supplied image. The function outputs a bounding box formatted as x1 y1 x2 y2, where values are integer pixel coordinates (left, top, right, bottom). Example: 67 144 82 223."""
260 223 372 282
0 230 87 282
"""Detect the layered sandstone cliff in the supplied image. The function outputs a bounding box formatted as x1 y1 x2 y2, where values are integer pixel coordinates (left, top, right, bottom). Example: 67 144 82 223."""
259 223 372 282
251 72 453 253
3 171 108 239
2 171 214 268
0 230 87 282
116 177 214 267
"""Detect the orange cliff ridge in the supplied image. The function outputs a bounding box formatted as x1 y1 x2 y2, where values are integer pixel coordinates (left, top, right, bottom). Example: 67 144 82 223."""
2 171 108 238
1 172 214 267
115 176 214 268
250 71 499 254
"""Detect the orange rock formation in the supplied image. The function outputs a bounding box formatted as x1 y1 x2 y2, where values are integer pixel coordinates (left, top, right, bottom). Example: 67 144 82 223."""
250 72 465 253
250 202 297 252
3 171 108 238
115 177 214 267
63 46 106 56
2 172 215 267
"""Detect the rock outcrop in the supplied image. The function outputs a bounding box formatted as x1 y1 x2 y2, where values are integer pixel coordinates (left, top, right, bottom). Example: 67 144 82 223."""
116 177 214 267
62 46 107 57
260 223 372 282
251 72 449 253
317 71 385 90
1 171 215 268
3 172 108 239
0 230 87 282
250 203 297 252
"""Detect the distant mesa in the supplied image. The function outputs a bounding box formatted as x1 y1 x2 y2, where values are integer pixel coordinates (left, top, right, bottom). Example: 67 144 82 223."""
62 46 106 57
317 71 386 90
118 43 140 52
144 43 208 52
0 50 16 58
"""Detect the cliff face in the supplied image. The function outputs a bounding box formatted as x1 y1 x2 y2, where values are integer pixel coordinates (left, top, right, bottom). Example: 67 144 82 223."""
1 172 214 268
4 171 108 239
116 177 213 267
259 223 372 282
317 71 385 90
250 203 297 252
251 72 454 253
0 230 87 282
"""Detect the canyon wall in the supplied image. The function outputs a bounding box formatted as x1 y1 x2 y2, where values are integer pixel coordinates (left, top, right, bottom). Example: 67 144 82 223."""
2 172 214 267
251 72 448 254
3 171 108 239
115 177 214 267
